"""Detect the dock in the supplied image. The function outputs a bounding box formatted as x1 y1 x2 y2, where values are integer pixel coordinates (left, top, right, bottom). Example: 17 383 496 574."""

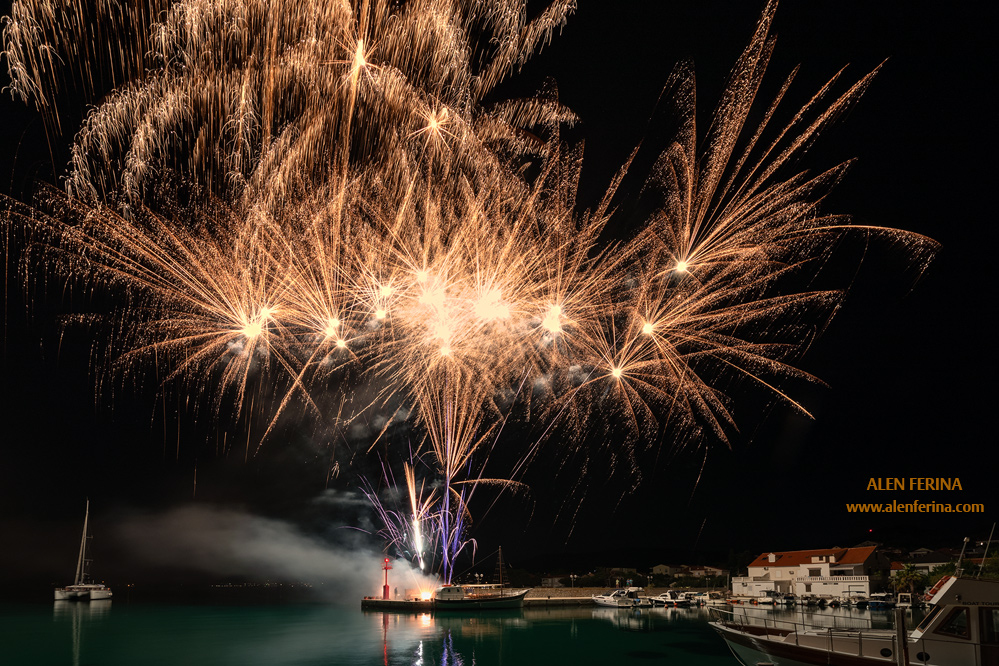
361 597 434 611
524 596 595 607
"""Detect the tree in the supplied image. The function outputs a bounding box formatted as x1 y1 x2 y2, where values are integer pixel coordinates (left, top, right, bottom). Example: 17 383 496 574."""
892 564 928 594
926 562 957 588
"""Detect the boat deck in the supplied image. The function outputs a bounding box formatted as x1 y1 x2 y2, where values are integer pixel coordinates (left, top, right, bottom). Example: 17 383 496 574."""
712 616 905 663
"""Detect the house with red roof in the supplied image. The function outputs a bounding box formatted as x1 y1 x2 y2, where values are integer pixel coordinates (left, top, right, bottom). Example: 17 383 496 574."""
732 546 878 599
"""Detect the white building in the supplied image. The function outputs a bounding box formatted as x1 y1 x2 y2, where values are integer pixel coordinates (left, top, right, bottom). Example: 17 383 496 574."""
686 565 728 578
732 546 877 599
652 564 684 576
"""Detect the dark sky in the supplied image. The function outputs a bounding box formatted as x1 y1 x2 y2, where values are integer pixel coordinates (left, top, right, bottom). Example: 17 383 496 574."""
0 0 994 589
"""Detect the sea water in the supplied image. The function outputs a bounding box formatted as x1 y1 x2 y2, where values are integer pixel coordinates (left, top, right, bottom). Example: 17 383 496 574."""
0 601 916 665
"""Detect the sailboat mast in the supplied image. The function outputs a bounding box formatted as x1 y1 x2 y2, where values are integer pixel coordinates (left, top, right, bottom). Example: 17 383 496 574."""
73 500 89 585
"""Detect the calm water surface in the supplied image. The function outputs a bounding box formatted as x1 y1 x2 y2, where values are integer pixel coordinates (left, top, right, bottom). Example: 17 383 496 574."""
1 601 919 665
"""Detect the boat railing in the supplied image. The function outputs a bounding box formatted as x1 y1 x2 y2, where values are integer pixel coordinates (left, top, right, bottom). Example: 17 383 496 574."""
709 606 909 660
708 607 983 666
711 605 871 631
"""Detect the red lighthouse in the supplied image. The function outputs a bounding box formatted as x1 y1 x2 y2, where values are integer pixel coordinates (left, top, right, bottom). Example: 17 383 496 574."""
382 558 392 600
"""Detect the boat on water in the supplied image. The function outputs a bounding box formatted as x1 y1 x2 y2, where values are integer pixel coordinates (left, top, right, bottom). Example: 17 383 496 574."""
54 500 112 602
362 547 527 611
433 584 529 609
897 592 925 610
651 590 691 608
361 582 529 611
593 588 642 608
868 592 897 610
711 575 999 666
705 592 732 606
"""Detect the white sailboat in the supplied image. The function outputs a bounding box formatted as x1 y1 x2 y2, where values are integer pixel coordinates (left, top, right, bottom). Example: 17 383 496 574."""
54 501 112 601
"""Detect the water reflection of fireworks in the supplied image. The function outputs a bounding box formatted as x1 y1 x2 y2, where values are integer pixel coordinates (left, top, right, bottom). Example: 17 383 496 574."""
3 0 936 582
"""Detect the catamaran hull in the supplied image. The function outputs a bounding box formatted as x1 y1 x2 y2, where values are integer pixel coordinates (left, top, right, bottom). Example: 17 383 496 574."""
56 501 113 603
54 586 113 601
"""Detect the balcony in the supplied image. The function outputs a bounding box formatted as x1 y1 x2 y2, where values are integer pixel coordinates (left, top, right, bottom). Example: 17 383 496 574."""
793 575 869 583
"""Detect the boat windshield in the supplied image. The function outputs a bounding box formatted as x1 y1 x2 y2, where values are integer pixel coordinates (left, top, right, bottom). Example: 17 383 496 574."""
915 605 943 633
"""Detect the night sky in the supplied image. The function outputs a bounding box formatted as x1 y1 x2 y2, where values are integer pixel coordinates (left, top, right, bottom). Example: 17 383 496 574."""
0 0 993 593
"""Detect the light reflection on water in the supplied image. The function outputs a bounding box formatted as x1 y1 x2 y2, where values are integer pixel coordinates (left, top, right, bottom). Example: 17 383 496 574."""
0 602 923 665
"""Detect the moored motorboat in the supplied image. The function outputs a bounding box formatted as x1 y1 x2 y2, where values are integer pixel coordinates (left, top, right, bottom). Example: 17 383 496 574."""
704 592 731 606
592 588 640 608
54 501 112 602
651 590 692 608
896 592 924 609
867 592 896 610
710 575 999 666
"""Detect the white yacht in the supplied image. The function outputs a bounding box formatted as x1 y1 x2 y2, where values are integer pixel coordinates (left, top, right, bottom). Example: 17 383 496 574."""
54 501 112 601
711 575 998 666
592 588 640 607
652 590 691 608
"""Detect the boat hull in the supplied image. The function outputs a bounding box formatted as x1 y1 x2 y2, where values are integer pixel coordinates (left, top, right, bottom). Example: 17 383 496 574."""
714 577 999 666
712 622 905 666
592 598 634 608
54 585 112 601
362 589 527 611
434 590 528 610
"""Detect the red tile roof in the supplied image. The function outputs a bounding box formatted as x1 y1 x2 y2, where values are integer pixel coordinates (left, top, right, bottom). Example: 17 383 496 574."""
748 546 877 569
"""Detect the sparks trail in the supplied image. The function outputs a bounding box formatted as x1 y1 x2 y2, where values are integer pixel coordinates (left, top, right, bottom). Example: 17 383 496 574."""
2 0 937 583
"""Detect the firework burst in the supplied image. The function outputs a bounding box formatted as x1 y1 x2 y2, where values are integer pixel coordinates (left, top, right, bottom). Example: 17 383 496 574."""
2 0 937 582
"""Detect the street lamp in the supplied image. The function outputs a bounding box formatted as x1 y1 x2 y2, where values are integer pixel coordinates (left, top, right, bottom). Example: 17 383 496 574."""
570 574 578 588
